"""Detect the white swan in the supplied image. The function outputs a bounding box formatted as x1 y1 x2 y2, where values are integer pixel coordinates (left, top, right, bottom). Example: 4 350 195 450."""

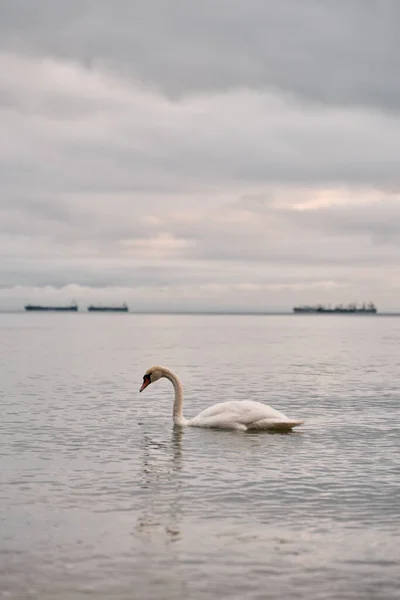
139 366 304 432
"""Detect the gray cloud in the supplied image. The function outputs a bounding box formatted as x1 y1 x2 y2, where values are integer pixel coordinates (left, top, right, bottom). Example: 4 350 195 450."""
0 1 399 112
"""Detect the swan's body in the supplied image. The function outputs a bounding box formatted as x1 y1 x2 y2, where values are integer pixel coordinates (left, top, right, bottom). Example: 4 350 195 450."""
140 366 303 432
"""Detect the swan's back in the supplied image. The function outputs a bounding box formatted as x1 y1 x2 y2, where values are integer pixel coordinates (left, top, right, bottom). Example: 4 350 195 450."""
189 400 303 431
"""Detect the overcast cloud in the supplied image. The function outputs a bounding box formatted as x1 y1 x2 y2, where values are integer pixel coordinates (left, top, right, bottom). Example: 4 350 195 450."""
1 0 400 311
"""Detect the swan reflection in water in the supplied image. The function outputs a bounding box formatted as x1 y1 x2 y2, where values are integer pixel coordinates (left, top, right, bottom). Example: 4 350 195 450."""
134 427 190 598
135 427 184 543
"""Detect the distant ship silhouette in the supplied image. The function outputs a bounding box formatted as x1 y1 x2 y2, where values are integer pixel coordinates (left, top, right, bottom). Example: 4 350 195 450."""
24 303 78 312
293 302 377 314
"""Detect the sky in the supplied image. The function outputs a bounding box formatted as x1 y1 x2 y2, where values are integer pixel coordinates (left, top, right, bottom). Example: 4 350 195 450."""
1 0 400 312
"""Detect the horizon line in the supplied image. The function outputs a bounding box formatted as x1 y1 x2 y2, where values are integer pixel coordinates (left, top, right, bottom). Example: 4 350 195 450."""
2 309 400 316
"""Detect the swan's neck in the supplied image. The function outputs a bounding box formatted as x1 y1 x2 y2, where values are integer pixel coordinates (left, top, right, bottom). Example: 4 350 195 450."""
163 369 188 427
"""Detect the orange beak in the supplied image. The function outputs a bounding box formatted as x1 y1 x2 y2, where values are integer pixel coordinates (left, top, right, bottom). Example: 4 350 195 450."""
140 378 151 392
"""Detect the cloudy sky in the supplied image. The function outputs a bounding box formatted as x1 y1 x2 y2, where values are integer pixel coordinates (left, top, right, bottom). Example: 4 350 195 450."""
1 0 400 312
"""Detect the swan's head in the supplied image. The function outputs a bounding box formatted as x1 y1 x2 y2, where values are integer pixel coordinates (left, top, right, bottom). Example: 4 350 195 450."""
139 366 164 392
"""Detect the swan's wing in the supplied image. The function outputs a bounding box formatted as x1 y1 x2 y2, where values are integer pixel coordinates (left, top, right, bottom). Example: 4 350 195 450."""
189 400 298 428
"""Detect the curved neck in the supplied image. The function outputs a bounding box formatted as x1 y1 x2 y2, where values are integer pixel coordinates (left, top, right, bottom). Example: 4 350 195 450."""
162 368 187 426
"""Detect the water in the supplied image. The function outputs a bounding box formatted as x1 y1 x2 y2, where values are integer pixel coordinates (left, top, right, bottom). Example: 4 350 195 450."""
1 313 399 599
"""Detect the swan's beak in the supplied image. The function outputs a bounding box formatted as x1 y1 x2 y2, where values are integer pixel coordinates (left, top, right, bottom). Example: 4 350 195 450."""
140 379 150 392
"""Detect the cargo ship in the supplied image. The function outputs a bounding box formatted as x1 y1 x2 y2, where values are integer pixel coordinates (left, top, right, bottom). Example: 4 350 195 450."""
293 302 377 314
87 303 128 312
25 303 78 312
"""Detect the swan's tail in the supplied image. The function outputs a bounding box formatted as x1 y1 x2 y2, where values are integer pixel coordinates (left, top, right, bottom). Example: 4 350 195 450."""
248 419 304 432
270 420 304 432
275 421 304 431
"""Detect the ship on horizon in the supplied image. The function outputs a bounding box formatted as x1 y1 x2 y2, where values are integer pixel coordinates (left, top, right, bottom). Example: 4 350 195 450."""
24 303 78 312
87 303 128 312
293 302 377 314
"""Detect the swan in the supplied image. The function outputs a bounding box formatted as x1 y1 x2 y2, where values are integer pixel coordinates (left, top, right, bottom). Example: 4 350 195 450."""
139 366 304 432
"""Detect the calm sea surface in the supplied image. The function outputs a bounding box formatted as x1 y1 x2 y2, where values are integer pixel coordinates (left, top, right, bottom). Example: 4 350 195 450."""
1 313 400 599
